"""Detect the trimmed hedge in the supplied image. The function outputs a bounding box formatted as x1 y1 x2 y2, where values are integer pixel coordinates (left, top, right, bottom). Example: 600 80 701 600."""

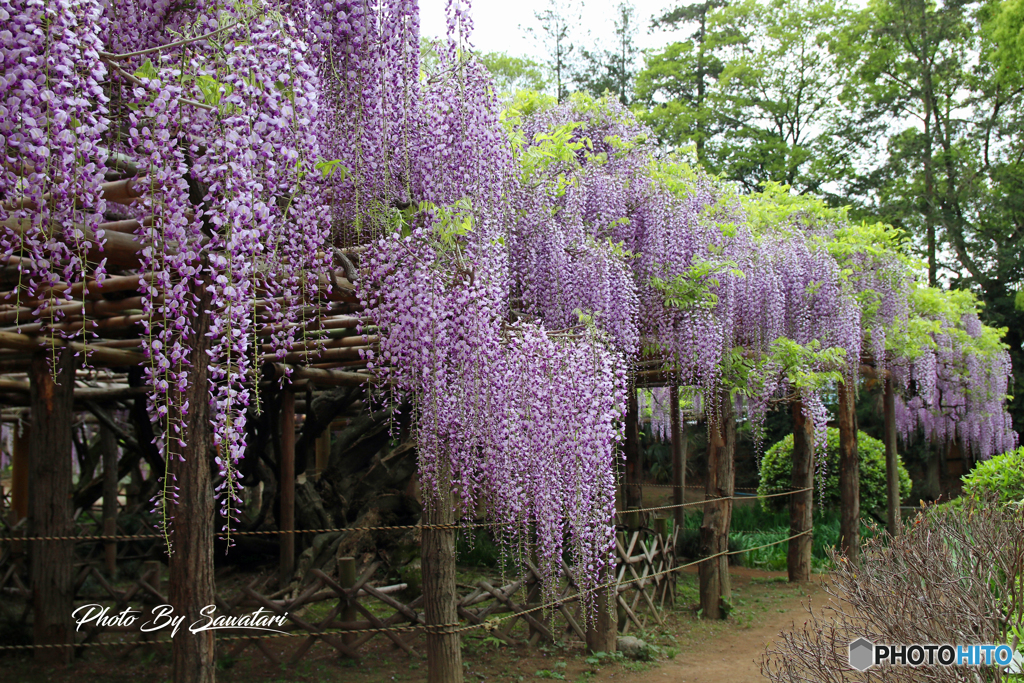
960 446 1024 505
757 427 911 514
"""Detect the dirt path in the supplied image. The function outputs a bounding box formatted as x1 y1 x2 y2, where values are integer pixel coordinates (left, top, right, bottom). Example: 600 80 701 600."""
593 567 830 683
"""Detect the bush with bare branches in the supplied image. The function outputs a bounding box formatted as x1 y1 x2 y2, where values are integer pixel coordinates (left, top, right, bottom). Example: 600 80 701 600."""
761 495 1024 682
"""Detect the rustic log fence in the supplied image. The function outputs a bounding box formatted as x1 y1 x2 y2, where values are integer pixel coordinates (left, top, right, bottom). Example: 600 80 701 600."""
0 488 810 663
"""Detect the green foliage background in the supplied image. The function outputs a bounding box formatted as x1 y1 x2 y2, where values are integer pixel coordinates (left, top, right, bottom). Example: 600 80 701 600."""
757 427 911 514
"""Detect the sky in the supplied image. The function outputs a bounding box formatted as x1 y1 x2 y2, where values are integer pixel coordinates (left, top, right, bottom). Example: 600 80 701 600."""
418 0 688 62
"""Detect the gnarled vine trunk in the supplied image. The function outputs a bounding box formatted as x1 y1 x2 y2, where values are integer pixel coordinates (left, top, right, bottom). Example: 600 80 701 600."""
169 283 216 683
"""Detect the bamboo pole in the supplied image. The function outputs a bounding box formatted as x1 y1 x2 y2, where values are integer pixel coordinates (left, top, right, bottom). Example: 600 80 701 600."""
264 363 376 388
0 330 144 366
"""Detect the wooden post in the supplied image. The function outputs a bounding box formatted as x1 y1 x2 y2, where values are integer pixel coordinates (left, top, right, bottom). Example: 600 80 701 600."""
29 347 75 663
169 286 216 683
788 401 814 583
698 394 734 619
623 388 641 510
838 380 859 565
100 423 119 578
280 387 296 585
338 556 357 646
883 377 901 536
10 415 29 527
8 416 29 561
422 482 463 683
584 568 616 653
669 385 686 532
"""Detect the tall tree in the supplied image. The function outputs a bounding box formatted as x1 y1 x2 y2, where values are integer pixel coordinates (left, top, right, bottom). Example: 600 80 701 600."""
835 0 1024 429
636 0 731 162
637 0 849 194
526 0 581 101
574 2 642 105
478 52 548 95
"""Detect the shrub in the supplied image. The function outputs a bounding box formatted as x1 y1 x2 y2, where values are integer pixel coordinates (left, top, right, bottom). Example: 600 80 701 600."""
757 427 910 515
761 496 1024 682
961 445 1024 505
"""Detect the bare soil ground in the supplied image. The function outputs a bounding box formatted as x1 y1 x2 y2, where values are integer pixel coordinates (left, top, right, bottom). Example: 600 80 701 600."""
0 566 828 683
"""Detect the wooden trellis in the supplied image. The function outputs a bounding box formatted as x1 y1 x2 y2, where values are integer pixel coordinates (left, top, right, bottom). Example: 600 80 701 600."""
0 517 679 662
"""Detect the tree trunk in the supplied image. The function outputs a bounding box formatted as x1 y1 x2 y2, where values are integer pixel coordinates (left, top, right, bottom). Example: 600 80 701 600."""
422 479 463 683
699 394 734 619
280 387 296 585
169 287 216 683
838 380 859 565
788 400 813 583
883 378 901 536
101 423 119 578
669 385 686 531
29 347 75 663
623 388 641 510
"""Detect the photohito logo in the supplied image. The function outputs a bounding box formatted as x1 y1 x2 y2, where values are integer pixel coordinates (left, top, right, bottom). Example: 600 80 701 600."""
848 639 1019 672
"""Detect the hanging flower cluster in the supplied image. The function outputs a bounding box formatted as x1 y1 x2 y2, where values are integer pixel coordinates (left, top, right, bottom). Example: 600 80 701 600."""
97 1 328 540
893 296 1018 457
0 0 110 355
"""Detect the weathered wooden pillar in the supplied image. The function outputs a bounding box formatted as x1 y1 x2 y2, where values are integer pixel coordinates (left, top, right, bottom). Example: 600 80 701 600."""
422 479 463 683
100 423 119 577
585 567 616 654
623 388 642 510
10 415 29 527
788 400 814 583
669 385 686 531
169 290 216 683
838 380 859 565
699 394 734 619
883 377 901 536
280 387 296 584
29 347 75 664
338 556 357 646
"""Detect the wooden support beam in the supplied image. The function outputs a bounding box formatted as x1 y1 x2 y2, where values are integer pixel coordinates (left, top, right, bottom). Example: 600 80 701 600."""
10 414 29 526
788 401 814 583
699 394 734 619
29 347 75 663
264 363 376 388
422 484 463 683
279 387 296 585
669 384 686 531
623 388 642 510
883 377 901 536
838 380 860 564
100 423 119 578
338 557 357 646
0 330 144 366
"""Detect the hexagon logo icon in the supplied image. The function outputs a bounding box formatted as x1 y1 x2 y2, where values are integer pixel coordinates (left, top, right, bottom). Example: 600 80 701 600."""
849 638 875 672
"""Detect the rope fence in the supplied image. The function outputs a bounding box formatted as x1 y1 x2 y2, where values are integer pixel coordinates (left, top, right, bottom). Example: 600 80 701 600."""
0 486 818 652
0 487 815 543
0 527 813 651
